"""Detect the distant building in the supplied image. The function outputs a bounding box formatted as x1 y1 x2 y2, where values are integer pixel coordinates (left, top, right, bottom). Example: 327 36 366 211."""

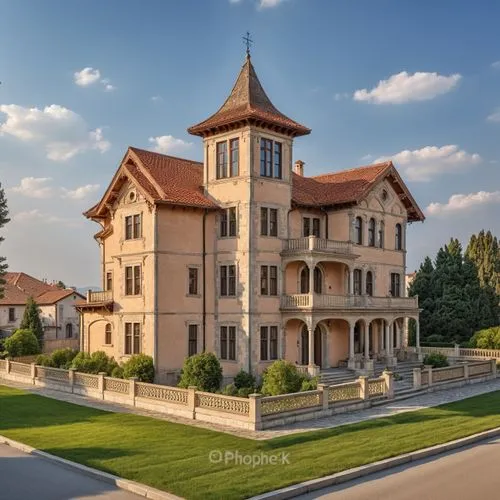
0 272 84 341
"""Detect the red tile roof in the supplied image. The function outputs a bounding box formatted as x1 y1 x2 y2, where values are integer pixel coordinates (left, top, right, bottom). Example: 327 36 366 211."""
188 56 310 138
0 272 82 305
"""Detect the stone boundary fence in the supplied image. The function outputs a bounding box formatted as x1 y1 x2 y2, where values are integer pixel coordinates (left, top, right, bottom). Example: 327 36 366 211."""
0 359 393 430
408 345 500 360
413 360 496 390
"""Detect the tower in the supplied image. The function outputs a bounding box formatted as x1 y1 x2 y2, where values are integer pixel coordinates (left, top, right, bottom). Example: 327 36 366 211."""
188 54 310 374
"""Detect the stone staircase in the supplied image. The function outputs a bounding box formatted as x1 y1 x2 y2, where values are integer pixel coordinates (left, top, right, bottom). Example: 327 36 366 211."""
319 360 423 394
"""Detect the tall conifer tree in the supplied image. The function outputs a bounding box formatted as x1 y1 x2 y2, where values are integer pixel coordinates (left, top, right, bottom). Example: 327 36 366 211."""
0 183 10 298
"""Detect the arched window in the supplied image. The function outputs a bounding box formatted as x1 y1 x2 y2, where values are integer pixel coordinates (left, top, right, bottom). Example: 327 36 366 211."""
313 267 322 294
353 269 362 295
366 271 373 296
300 267 309 294
354 217 363 245
105 324 112 345
368 218 376 247
65 323 73 339
378 221 385 248
395 223 403 250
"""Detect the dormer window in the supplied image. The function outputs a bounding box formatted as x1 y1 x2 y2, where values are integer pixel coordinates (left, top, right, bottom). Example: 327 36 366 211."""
216 139 239 179
260 139 282 179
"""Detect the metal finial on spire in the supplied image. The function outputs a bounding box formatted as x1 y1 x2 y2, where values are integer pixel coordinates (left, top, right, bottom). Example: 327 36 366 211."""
243 31 253 57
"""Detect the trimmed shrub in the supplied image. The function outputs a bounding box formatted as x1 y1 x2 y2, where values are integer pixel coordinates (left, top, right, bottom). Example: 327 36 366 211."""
49 348 78 369
221 383 238 396
233 369 256 390
35 354 54 367
423 352 449 368
111 365 124 379
71 351 118 375
237 386 254 398
178 352 223 392
4 329 40 357
469 327 500 349
261 360 304 396
300 376 318 392
122 354 155 383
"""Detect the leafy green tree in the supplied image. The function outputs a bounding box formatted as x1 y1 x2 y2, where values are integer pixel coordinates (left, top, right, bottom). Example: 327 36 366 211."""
20 297 44 344
178 352 222 392
4 329 40 357
0 183 9 299
466 230 500 295
469 327 500 349
122 354 155 382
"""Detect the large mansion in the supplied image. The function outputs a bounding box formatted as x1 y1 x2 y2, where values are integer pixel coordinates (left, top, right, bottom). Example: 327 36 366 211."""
79 55 425 383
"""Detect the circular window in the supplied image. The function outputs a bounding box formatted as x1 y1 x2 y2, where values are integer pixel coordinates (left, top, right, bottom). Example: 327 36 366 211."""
129 191 136 201
381 189 388 201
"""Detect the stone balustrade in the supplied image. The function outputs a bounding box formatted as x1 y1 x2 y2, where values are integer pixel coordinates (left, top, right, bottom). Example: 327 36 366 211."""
282 236 353 256
86 289 113 303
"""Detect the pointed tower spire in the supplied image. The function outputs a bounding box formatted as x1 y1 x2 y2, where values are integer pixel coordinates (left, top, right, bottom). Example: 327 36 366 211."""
188 56 310 138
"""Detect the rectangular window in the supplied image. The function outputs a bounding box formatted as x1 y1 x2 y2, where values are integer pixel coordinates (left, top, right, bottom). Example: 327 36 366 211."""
106 272 113 292
270 326 278 360
8 307 15 322
391 273 401 297
230 138 239 177
312 218 320 237
260 326 268 361
260 266 268 295
260 138 273 177
220 325 236 360
353 269 362 295
260 265 278 296
133 214 142 238
220 265 236 297
125 265 141 296
260 207 268 236
124 323 140 355
125 216 133 240
303 217 311 237
273 142 282 179
216 141 228 179
220 208 236 237
188 324 198 357
188 268 198 295
269 208 278 237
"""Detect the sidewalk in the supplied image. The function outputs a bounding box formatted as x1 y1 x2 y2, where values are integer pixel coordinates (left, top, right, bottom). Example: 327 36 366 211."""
2 376 500 440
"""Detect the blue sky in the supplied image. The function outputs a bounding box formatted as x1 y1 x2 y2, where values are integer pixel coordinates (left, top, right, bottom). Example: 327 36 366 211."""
0 0 499 286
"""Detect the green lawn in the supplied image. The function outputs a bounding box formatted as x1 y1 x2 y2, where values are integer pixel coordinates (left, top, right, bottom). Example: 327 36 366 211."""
1 385 500 499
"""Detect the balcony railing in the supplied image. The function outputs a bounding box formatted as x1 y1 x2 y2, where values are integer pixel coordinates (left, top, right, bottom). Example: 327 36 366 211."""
282 236 353 256
280 293 419 311
86 290 113 303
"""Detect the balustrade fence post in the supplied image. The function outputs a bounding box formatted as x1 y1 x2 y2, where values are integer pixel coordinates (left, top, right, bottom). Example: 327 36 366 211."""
358 376 369 400
30 363 36 385
249 393 263 431
382 370 394 399
98 372 106 399
317 384 329 410
413 367 421 389
69 368 76 393
463 363 469 380
129 377 138 406
5 358 10 374
424 365 433 386
491 359 497 378
188 386 197 419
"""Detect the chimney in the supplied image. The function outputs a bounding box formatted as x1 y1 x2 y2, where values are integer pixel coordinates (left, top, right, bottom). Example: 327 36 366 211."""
293 160 305 176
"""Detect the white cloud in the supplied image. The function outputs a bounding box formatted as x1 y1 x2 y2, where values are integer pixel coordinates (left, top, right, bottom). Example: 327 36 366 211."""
61 184 100 200
259 0 285 7
0 104 110 161
74 67 101 87
11 177 54 199
491 61 500 69
360 154 373 162
376 145 481 182
150 95 163 102
427 191 500 216
148 135 193 155
353 71 461 104
487 108 500 122
101 79 116 92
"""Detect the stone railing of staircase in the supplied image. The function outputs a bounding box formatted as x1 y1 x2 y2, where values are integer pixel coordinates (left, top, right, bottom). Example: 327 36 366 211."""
407 345 500 360
281 294 419 311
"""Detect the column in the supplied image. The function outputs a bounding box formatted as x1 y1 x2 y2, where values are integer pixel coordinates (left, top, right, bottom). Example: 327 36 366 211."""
415 318 420 349
364 323 370 360
308 327 314 366
349 323 355 362
385 321 391 356
308 264 314 294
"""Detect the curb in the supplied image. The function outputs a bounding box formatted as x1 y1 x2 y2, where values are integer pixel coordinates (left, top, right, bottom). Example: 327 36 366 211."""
250 426 500 499
0 435 183 500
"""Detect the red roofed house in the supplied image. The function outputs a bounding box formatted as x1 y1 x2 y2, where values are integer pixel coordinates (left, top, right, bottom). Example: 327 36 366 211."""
0 272 83 346
79 55 424 384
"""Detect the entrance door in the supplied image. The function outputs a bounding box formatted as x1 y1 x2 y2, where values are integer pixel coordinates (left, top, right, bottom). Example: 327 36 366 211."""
314 326 322 367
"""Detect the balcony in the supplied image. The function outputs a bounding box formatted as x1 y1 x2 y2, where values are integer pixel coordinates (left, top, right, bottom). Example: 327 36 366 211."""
282 236 354 258
76 290 114 311
280 293 419 312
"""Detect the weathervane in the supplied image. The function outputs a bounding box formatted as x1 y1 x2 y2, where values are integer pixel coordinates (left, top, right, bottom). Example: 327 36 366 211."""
243 31 253 57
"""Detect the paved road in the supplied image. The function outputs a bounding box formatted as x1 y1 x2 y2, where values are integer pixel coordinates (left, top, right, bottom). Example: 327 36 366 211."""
0 444 141 500
295 437 500 499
